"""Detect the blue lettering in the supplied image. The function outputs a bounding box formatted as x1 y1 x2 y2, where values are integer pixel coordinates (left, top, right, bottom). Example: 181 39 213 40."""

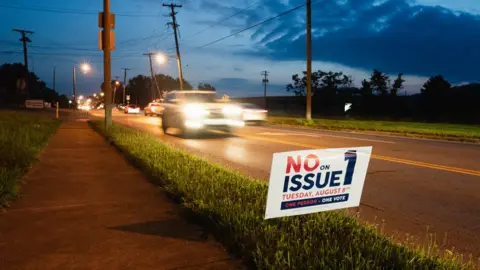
329 171 342 187
344 150 357 185
283 175 290 192
315 172 330 189
289 174 302 192
303 173 315 190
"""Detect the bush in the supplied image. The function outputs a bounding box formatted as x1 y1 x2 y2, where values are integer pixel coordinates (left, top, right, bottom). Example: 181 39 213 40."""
90 121 472 269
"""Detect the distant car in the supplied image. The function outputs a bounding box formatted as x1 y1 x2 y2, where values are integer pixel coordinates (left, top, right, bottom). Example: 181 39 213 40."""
161 90 245 136
124 104 140 114
117 104 126 110
240 103 268 123
144 102 164 116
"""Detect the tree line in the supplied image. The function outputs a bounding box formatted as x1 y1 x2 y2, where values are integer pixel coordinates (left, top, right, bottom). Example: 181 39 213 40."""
286 69 480 124
0 63 70 108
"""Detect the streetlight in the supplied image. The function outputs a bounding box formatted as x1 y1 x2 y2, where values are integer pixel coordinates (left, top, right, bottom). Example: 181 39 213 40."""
100 92 104 97
93 93 97 97
73 62 91 112
80 62 91 74
79 95 84 100
156 54 166 64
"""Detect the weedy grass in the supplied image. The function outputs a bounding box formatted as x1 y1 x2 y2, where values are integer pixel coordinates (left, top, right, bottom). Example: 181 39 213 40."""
267 116 480 142
90 120 474 270
0 111 60 207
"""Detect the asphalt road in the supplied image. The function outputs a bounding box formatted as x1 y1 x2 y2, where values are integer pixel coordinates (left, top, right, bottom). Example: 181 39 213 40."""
90 109 480 257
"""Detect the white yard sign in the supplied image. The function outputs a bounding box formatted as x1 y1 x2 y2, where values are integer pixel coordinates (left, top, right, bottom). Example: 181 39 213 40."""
25 100 44 109
265 147 372 219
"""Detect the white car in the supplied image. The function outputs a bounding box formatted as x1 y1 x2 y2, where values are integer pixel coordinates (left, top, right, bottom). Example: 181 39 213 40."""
124 104 140 114
240 103 268 123
161 90 245 136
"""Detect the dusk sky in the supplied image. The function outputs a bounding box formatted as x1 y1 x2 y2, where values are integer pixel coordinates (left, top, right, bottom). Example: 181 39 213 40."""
1 0 479 98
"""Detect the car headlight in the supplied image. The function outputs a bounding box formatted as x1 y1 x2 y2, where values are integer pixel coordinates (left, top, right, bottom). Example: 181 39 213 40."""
183 104 208 118
223 105 242 116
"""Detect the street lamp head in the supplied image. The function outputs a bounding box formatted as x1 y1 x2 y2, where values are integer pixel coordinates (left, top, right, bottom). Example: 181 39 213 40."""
115 81 120 86
156 54 166 64
80 63 91 73
100 92 104 97
93 93 97 97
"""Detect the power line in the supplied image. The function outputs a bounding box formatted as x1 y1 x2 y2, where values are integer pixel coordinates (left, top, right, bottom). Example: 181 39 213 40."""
0 4 160 17
196 1 312 49
183 0 261 41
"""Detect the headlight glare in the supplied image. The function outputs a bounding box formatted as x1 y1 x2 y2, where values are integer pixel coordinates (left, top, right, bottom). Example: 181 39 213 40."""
183 104 208 117
223 105 242 115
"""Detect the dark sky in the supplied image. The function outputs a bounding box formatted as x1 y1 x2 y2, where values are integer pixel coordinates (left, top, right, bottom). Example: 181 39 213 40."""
1 0 479 98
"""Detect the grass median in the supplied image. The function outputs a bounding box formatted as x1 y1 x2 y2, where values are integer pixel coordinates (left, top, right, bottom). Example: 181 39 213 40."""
267 116 480 142
0 111 60 207
89 120 473 269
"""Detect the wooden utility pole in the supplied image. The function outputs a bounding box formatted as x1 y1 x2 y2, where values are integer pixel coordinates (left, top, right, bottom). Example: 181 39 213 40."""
100 0 115 129
261 70 269 110
305 0 312 121
121 68 130 105
53 66 56 92
144 53 161 101
163 3 184 90
12 29 33 71
73 66 77 112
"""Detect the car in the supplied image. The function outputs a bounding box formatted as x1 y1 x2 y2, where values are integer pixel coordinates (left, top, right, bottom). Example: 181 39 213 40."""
240 103 268 123
144 102 164 116
161 90 245 137
124 104 140 114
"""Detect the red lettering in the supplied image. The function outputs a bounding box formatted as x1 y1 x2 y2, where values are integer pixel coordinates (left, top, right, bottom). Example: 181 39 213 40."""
286 155 302 173
304 154 320 172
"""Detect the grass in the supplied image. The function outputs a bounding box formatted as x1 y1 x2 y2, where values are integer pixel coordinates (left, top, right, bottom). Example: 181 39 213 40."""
89 120 475 270
267 116 480 142
0 111 60 207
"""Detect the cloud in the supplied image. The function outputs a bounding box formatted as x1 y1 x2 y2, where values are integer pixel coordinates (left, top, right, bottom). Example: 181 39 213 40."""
211 77 289 97
203 0 480 83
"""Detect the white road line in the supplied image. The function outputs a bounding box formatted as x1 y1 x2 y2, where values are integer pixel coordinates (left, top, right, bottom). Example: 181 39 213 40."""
257 131 396 144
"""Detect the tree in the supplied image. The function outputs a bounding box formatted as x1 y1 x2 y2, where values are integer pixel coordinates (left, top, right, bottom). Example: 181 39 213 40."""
390 73 405 96
421 75 451 96
0 62 64 107
286 70 352 96
198 83 216 91
359 79 372 96
126 75 152 106
369 69 390 96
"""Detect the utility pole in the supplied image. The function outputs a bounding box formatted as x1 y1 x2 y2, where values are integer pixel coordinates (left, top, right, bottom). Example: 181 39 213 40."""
99 0 115 129
73 66 77 112
12 29 34 71
163 3 184 90
144 53 160 101
305 0 312 121
53 66 56 92
121 68 130 105
112 76 120 104
261 71 269 110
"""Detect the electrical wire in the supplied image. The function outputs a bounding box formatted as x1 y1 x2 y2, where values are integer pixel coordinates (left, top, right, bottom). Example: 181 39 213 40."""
196 1 315 49
0 4 160 17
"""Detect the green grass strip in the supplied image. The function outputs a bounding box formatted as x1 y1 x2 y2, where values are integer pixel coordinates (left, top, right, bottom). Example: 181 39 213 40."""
0 111 60 207
268 116 480 141
90 120 473 269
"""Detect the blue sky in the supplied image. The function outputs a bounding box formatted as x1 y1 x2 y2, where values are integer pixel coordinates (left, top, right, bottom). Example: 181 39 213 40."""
1 0 479 98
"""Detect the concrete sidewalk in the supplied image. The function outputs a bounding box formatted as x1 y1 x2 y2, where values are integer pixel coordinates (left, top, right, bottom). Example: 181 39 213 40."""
0 119 244 270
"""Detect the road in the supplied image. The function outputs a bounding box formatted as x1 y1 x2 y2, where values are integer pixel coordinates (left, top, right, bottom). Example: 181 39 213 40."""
90 109 480 257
